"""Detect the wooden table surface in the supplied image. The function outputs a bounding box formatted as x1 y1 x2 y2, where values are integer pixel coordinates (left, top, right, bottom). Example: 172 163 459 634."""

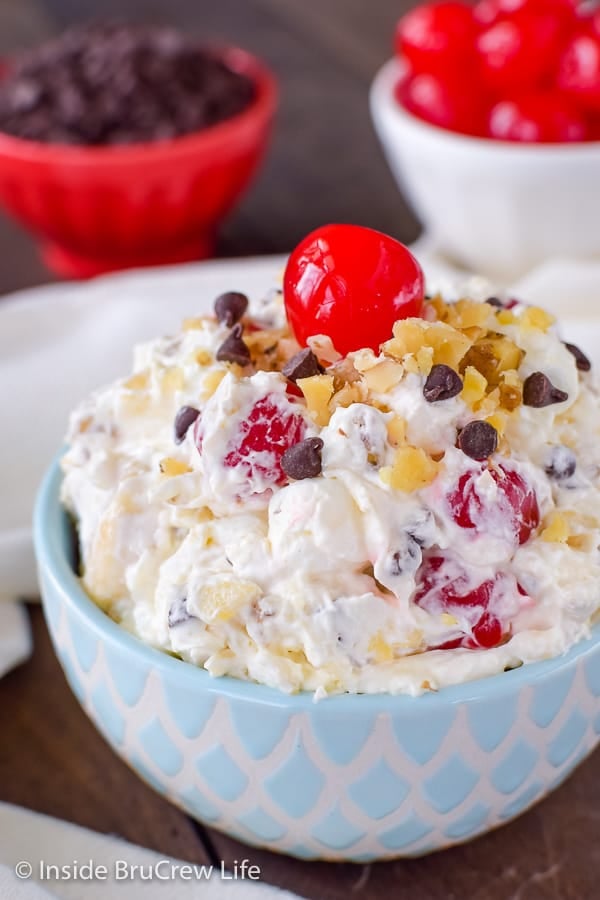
0 1 598 898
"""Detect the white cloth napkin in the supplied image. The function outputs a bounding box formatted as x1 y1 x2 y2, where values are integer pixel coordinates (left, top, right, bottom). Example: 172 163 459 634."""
2 249 600 682
0 802 297 899
0 602 31 678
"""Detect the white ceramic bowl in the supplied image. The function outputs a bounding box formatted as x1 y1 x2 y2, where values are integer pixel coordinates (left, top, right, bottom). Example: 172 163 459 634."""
370 58 600 282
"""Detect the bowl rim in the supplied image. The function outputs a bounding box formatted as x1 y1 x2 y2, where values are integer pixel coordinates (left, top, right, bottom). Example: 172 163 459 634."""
0 44 277 165
34 455 600 712
371 57 600 156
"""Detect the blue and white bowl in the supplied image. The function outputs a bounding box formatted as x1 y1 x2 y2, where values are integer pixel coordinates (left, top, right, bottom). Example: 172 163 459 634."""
34 458 600 861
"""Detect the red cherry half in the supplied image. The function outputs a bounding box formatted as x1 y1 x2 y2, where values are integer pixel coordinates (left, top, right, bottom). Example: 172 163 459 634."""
196 395 306 493
414 553 525 649
283 224 425 356
448 464 540 545
223 395 306 488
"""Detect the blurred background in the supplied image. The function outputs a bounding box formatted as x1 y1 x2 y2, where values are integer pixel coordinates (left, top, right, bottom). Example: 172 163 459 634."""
0 0 419 293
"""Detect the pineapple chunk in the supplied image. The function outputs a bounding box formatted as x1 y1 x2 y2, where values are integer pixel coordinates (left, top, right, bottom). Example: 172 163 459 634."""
450 299 493 329
76 416 93 434
423 322 472 369
403 355 420 374
331 382 365 410
461 325 487 343
427 294 449 321
567 533 595 552
541 512 570 543
501 369 521 386
159 457 191 476
520 306 555 332
416 346 434 375
200 369 226 401
124 371 149 391
498 370 522 411
383 319 472 370
387 415 407 447
195 349 213 366
485 412 507 438
402 628 425 650
298 374 335 426
383 320 428 359
183 316 207 331
363 359 404 393
477 387 501 418
496 309 517 326
120 393 150 416
160 366 184 394
461 366 488 407
352 348 381 373
197 577 262 622
368 633 394 663
380 446 439 492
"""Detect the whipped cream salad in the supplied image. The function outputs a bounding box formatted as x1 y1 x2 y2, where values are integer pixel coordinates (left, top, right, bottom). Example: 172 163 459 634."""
61 239 600 696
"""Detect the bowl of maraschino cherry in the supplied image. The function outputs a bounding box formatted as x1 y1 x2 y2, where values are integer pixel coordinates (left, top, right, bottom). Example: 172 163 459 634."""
370 0 600 282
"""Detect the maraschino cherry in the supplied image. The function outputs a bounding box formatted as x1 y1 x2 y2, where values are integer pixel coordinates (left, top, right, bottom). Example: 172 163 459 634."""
283 224 425 356
392 0 597 143
448 464 540 545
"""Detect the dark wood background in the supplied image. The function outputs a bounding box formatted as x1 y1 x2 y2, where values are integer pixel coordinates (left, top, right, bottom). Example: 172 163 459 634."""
0 1 598 898
0 0 420 295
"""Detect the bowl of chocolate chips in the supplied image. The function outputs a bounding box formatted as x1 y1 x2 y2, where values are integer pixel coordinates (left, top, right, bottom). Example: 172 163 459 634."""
0 24 276 277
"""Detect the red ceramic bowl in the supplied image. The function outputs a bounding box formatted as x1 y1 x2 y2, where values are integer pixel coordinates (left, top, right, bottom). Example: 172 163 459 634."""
0 47 277 278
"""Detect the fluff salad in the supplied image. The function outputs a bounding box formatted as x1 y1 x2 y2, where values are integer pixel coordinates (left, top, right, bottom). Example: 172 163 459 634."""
61 287 600 697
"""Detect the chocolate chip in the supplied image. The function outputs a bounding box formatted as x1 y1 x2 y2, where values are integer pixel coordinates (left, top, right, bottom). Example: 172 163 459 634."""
564 342 591 372
168 596 194 627
0 25 256 146
457 421 498 460
281 437 324 480
485 296 520 310
174 405 200 444
406 509 435 548
216 323 251 366
523 372 568 407
423 364 463 402
9 78 42 113
389 535 421 577
214 291 249 327
282 348 325 383
545 445 576 480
